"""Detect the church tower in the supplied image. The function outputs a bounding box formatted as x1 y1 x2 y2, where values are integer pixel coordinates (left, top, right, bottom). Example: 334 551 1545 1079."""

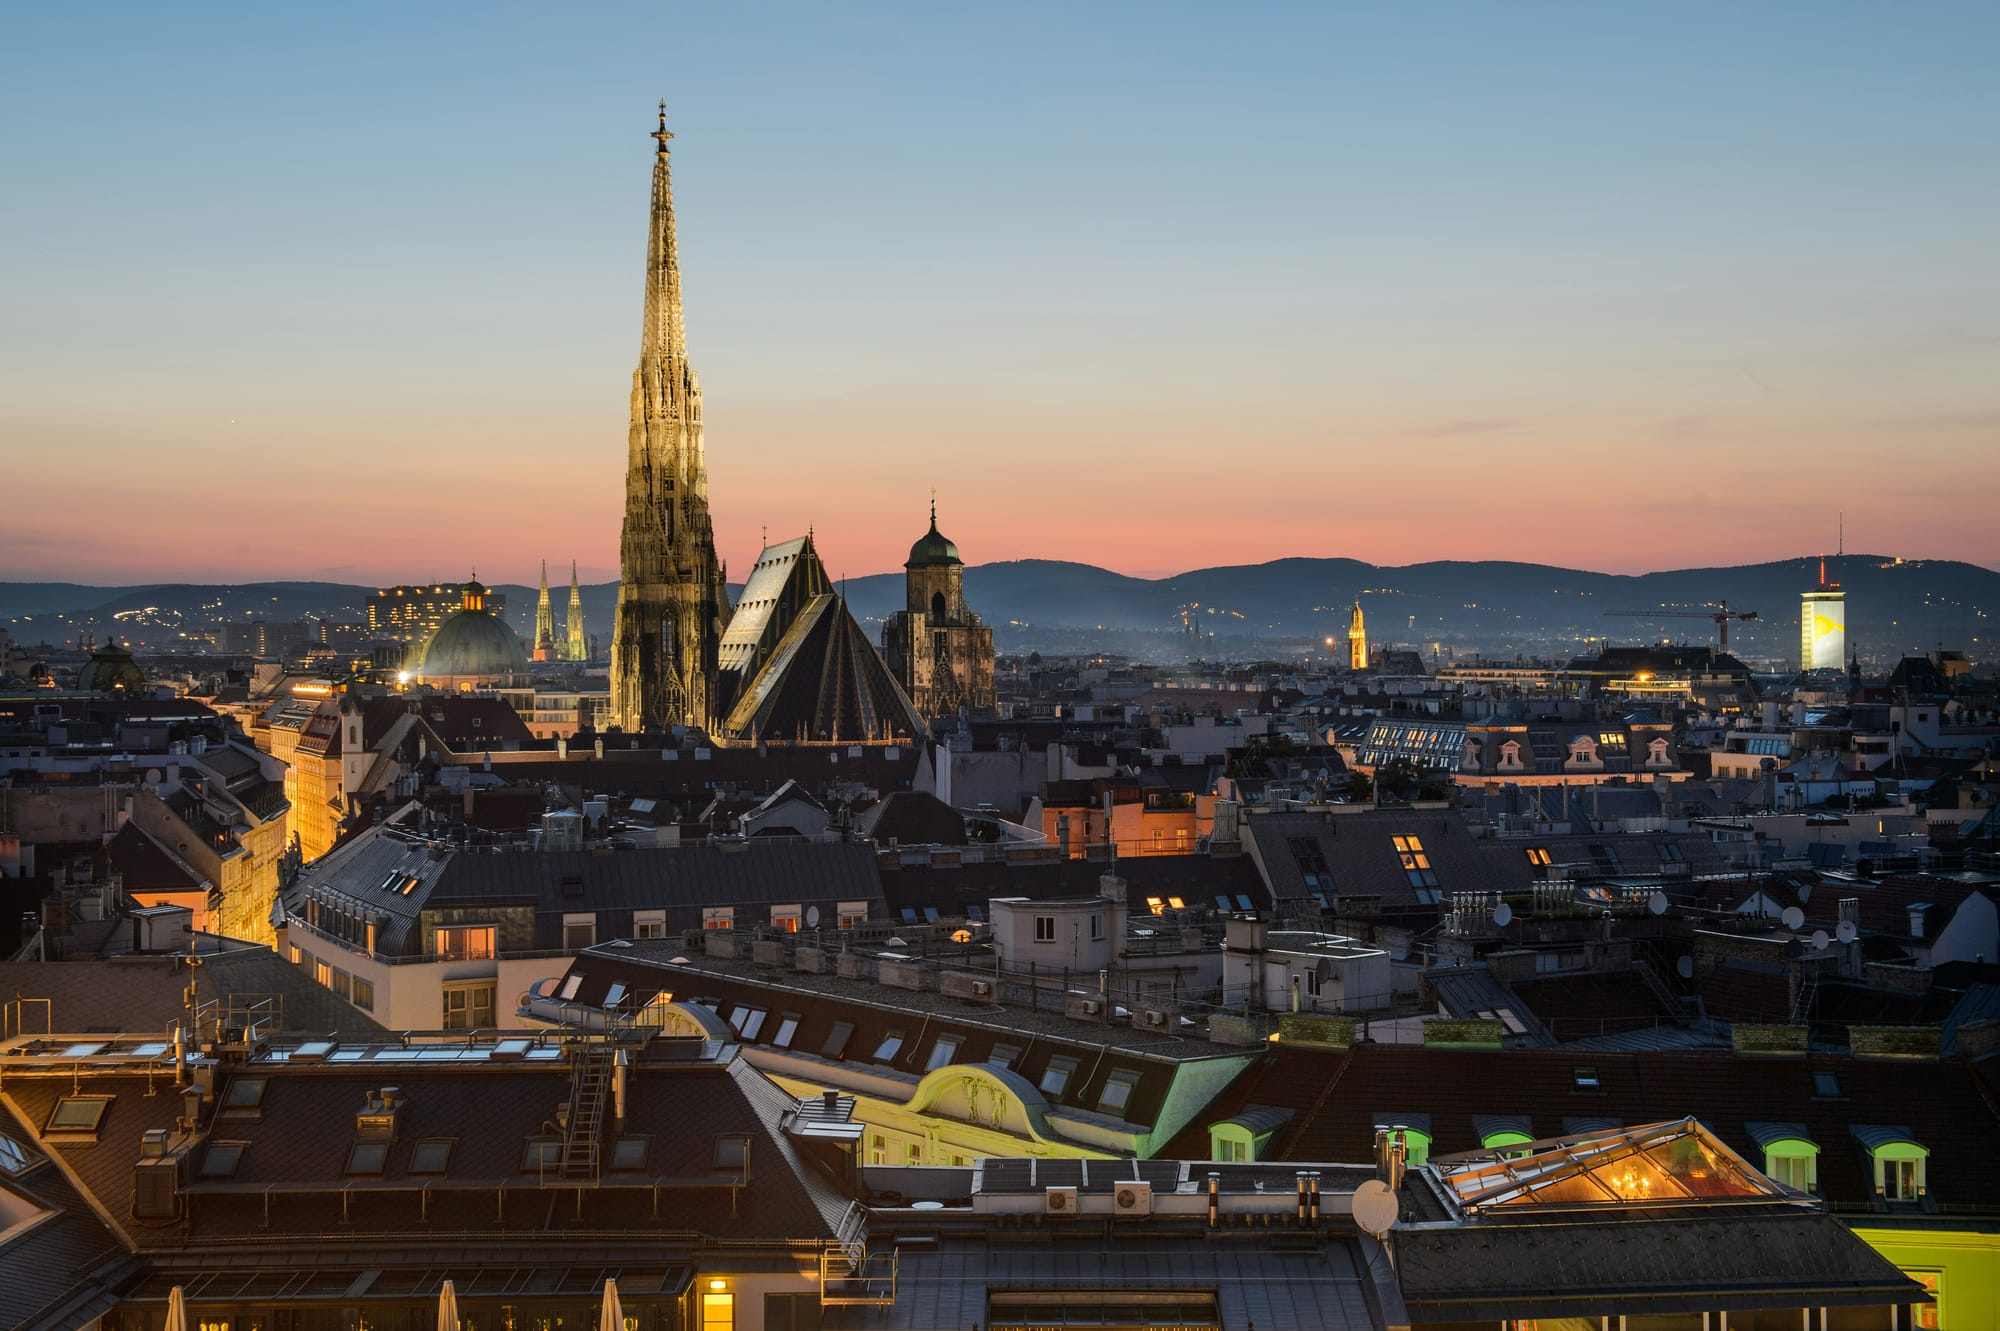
610 105 731 732
566 561 587 662
1347 598 1368 671
881 498 995 720
532 561 556 662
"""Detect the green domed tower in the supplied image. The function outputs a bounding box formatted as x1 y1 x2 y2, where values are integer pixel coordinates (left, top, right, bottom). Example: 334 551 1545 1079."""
880 498 994 720
79 638 145 695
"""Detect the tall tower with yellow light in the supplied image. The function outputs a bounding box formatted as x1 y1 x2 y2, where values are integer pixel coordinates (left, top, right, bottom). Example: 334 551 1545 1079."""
1347 598 1368 671
1801 557 1845 671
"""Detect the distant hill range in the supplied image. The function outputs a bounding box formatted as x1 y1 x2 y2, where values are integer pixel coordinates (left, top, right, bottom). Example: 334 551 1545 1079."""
4 554 1992 666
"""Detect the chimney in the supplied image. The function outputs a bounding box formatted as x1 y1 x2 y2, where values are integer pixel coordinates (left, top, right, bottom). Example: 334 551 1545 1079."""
1207 1172 1221 1228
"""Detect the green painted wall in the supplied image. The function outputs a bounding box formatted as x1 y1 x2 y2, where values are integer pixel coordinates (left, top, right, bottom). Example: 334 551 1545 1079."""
1852 1226 2000 1331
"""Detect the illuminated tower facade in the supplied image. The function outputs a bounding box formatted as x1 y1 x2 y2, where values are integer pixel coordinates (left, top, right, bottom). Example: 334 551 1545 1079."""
1801 557 1845 672
532 561 557 662
610 106 731 732
881 500 995 719
1348 598 1369 671
566 561 587 662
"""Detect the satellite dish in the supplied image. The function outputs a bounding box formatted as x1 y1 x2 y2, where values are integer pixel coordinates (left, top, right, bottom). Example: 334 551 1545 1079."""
1493 902 1513 927
1810 929 1830 951
1351 1179 1399 1236
1676 956 1694 980
885 936 909 948
1836 920 1857 945
806 906 821 929
1648 892 1669 916
1781 906 1806 931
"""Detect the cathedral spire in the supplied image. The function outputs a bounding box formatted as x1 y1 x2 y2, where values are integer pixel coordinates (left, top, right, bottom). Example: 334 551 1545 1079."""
566 560 586 663
611 104 732 731
533 561 556 660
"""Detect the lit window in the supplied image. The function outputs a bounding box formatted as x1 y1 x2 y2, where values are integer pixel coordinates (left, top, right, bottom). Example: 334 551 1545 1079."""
926 1035 963 1072
1145 896 1164 915
771 906 801 933
346 1142 389 1175
1167 896 1185 910
434 925 496 960
1525 847 1551 867
702 1293 734 1331
703 907 734 930
408 1139 455 1174
198 1142 246 1179
1040 1055 1079 1097
1393 835 1438 888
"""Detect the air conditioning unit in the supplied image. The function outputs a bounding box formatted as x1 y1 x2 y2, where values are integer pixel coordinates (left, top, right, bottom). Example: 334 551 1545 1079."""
1113 1182 1153 1216
1138 1008 1171 1031
1044 1186 1078 1215
971 979 992 998
1080 999 1102 1016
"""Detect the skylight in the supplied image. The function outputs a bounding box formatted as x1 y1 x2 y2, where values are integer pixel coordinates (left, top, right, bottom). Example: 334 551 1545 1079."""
346 1142 390 1175
1434 1118 1781 1213
45 1096 110 1135
408 1139 454 1174
198 1142 246 1179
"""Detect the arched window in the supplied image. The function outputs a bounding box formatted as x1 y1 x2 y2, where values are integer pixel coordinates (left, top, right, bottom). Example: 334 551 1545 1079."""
931 590 947 620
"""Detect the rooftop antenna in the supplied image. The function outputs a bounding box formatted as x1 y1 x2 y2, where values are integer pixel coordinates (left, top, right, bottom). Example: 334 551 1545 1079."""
1837 511 1843 558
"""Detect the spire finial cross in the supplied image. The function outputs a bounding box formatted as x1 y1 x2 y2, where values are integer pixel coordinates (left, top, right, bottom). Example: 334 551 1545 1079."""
652 100 674 153
930 487 937 527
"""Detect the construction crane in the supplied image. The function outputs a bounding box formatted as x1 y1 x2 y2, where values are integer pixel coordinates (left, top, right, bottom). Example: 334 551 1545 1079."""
1603 600 1759 651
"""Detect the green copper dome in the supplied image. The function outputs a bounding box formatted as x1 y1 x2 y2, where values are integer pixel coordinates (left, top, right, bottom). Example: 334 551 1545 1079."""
419 607 527 679
79 639 145 694
907 516 961 567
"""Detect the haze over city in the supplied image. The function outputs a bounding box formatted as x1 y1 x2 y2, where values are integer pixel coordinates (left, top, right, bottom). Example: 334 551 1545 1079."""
4 2 1996 587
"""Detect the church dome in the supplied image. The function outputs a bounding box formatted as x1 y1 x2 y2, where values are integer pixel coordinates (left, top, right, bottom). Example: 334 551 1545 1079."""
907 516 961 567
79 639 145 694
419 607 527 679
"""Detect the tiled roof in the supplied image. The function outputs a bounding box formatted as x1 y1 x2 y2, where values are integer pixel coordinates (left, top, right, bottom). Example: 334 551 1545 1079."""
879 853 1266 920
0 951 388 1038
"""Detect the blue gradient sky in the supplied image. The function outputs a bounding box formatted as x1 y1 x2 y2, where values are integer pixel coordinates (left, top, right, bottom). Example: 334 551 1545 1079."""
3 2 1996 586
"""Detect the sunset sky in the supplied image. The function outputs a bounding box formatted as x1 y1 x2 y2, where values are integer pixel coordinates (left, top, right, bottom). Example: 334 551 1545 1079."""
3 3 1996 587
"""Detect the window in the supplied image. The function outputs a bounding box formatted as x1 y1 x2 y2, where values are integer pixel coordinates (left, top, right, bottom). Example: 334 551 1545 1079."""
520 1138 562 1171
771 905 802 932
328 968 351 1001
821 1020 855 1059
869 1133 886 1165
1906 1271 1942 1331
988 1042 1022 1070
1658 842 1684 864
714 1136 749 1171
1393 835 1438 888
610 1137 650 1171
703 907 734 930
1034 915 1056 943
634 909 667 940
872 1030 906 1063
1572 1066 1599 1090
0 1133 29 1174
1886 1158 1922 1201
1089 913 1102 940
408 1139 455 1174
1145 896 1164 915
771 1012 801 1049
925 1034 963 1072
352 977 375 1012
562 912 596 950
1525 847 1551 868
1098 1068 1142 1115
1040 1055 1079 1097
434 925 496 960
837 902 869 929
443 982 496 1031
45 1096 111 1136
1813 1071 1842 1098
1214 1135 1249 1162
904 1141 922 1164
730 1007 767 1040
702 1293 734 1331
198 1142 246 1178
1767 1152 1815 1192
346 1141 390 1175
314 960 333 989
222 1078 268 1110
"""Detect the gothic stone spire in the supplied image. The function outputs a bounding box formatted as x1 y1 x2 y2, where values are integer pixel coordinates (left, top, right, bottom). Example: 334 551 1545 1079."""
610 104 732 731
567 559 587 662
